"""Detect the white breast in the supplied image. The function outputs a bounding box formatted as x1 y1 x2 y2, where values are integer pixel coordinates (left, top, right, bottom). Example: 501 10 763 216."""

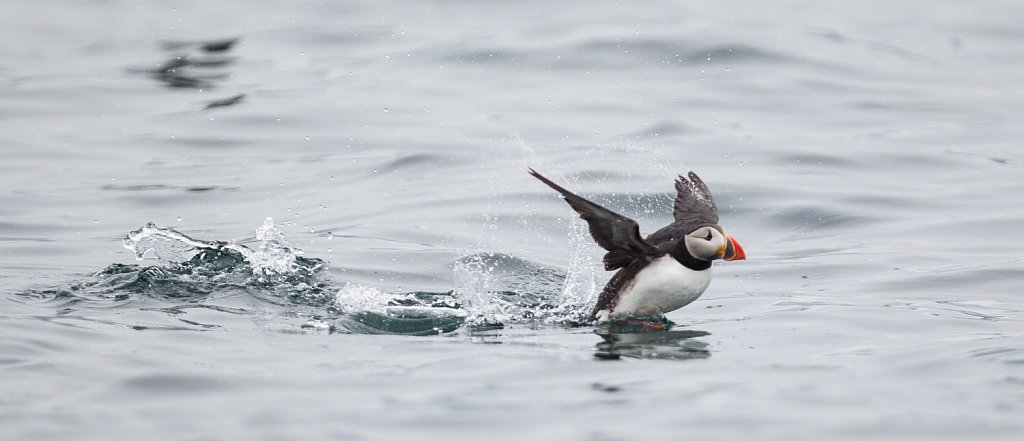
602 255 712 320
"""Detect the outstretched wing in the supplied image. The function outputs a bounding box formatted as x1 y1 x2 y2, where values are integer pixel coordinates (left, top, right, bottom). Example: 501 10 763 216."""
529 169 662 270
672 171 720 233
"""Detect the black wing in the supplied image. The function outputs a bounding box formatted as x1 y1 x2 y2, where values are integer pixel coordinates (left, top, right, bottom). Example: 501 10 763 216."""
645 171 721 245
672 171 719 232
529 169 662 270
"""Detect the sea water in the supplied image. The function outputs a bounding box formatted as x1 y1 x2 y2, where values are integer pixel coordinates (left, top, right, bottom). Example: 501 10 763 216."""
2 1 1022 440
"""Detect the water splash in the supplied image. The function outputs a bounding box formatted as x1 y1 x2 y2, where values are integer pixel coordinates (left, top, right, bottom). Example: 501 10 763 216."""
330 284 467 335
452 252 516 327
452 252 585 326
334 283 395 314
123 222 219 263
249 217 305 281
553 218 600 321
123 218 309 283
36 219 605 335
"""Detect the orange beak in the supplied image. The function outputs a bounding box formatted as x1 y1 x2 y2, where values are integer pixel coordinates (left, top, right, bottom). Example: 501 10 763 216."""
724 235 746 261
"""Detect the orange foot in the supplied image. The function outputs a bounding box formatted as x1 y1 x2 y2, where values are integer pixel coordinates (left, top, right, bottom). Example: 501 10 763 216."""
636 320 667 331
607 319 671 333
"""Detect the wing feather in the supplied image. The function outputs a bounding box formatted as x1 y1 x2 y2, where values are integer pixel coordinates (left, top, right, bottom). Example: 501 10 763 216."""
529 169 661 270
671 171 720 233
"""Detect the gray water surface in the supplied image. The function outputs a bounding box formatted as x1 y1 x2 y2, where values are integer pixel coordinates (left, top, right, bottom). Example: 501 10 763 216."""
2 1 1023 440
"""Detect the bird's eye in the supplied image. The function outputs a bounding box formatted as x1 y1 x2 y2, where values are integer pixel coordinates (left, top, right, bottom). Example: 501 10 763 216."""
704 231 713 241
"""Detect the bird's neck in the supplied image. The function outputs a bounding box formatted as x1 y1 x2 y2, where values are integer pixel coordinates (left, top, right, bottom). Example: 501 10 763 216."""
670 243 713 271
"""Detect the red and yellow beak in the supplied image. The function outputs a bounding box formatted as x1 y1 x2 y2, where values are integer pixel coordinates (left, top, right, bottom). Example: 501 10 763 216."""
724 235 746 261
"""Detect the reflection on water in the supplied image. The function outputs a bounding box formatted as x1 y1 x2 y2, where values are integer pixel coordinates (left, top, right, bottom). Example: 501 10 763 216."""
595 323 711 360
127 36 245 108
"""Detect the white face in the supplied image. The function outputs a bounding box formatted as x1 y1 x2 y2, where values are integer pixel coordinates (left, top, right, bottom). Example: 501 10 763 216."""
683 226 728 261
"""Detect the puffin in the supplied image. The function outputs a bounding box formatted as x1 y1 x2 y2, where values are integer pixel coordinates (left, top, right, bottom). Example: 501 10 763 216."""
529 169 745 322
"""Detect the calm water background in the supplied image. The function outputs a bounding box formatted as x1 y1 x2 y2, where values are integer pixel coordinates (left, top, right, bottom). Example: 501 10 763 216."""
2 1 1023 439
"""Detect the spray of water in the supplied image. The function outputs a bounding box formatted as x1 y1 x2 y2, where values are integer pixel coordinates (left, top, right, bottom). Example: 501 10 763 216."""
451 252 516 327
120 214 595 332
123 218 305 282
547 218 599 322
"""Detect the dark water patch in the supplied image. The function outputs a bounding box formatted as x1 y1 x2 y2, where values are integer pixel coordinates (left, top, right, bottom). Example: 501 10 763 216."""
380 153 449 171
128 36 245 112
335 309 466 336
432 37 798 71
204 93 246 110
129 323 215 332
576 39 792 65
945 148 1016 165
967 347 1023 365
332 288 467 335
808 28 848 44
627 121 695 139
102 184 238 193
122 373 235 393
136 54 235 89
161 37 239 53
848 98 957 117
153 42 237 87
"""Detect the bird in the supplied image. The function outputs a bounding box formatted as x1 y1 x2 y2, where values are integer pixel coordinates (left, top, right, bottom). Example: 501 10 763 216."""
529 168 745 322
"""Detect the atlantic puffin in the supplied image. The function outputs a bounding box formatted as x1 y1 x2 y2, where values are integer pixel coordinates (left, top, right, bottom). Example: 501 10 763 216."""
529 169 745 322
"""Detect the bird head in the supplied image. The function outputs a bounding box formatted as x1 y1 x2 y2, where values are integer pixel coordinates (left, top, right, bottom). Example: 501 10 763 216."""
683 226 746 261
